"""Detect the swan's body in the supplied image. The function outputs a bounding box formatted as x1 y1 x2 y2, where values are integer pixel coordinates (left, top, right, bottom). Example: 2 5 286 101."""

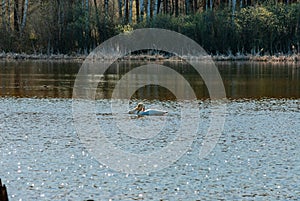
128 102 167 116
129 109 167 115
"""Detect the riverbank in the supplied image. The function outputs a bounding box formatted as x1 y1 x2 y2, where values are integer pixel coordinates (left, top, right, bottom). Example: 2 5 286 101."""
0 52 299 63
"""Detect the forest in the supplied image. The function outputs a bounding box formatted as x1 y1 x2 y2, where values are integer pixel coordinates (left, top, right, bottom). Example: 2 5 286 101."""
0 0 299 56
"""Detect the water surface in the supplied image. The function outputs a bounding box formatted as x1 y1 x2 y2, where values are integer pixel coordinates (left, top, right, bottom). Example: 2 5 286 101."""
0 60 299 99
0 98 299 200
0 60 299 200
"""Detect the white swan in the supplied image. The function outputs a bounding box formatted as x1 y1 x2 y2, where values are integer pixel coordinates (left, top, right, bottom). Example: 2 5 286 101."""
128 102 167 116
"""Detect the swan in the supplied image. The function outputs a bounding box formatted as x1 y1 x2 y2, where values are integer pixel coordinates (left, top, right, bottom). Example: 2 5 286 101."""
128 102 167 116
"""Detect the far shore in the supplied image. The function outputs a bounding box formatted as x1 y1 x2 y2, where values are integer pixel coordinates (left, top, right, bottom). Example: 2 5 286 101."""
0 52 299 63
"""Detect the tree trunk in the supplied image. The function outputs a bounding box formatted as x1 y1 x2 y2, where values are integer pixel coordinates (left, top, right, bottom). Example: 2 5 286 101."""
57 0 62 48
21 0 23 21
2 0 6 29
232 0 236 15
85 0 89 53
150 0 153 18
56 0 65 51
129 0 132 23
20 0 28 32
164 0 169 14
153 0 158 16
104 0 108 15
175 0 178 16
185 0 189 14
135 0 139 22
7 0 10 29
140 0 144 21
157 0 161 14
118 0 122 19
14 0 19 32
125 0 129 23
94 0 100 27
242 0 246 6
93 0 102 43
146 0 150 21
193 0 197 13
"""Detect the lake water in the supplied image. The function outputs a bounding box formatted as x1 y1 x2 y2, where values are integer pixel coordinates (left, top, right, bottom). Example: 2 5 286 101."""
0 60 299 99
0 60 299 200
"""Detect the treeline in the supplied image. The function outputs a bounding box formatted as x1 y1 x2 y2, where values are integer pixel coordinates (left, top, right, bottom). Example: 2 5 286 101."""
0 0 299 55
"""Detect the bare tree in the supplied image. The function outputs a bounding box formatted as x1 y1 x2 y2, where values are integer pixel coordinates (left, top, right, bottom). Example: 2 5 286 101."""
20 0 28 32
146 0 150 21
175 0 178 16
153 0 158 16
14 0 19 32
7 0 10 29
1 0 5 28
185 0 189 14
118 0 122 19
129 0 133 23
84 0 89 52
104 0 109 15
163 0 168 14
232 0 236 15
157 0 161 14
135 0 139 22
125 0 129 23
94 0 100 26
57 0 62 47
193 0 197 13
140 0 144 21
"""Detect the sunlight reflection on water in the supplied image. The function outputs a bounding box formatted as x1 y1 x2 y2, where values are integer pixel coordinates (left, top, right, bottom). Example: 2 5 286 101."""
0 98 299 200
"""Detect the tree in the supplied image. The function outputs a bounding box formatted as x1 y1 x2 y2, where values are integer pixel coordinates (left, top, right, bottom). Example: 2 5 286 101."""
129 0 133 23
136 0 139 22
20 0 28 33
2 0 6 29
175 0 178 16
125 0 129 23
140 0 144 21
14 0 19 32
118 0 122 19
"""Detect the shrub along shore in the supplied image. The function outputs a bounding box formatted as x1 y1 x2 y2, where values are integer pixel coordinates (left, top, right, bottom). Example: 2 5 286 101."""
0 52 299 63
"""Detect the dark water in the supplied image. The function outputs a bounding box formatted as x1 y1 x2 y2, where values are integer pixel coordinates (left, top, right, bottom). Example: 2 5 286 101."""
0 60 299 99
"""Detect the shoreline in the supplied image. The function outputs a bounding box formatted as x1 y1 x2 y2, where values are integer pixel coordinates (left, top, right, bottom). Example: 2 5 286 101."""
0 52 299 63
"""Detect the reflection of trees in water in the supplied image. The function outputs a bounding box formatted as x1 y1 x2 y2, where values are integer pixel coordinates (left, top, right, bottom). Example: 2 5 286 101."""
0 61 79 98
132 85 176 100
219 62 300 99
0 61 299 99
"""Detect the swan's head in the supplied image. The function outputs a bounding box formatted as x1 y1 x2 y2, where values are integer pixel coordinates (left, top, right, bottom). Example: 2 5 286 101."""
137 102 145 111
128 102 145 114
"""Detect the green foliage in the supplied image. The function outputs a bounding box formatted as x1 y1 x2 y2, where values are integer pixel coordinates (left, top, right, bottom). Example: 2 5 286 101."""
235 6 275 53
135 9 238 54
235 3 300 54
116 24 134 33
134 2 300 55
0 1 299 55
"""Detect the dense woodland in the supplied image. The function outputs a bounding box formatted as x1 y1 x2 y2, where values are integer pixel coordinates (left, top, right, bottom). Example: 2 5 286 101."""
0 0 299 55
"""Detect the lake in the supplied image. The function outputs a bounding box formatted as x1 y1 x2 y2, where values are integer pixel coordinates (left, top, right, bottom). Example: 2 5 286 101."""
0 60 299 200
0 60 299 99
